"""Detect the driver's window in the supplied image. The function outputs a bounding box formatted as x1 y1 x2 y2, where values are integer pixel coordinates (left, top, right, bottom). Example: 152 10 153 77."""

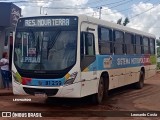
81 32 95 56
85 33 95 55
80 32 96 71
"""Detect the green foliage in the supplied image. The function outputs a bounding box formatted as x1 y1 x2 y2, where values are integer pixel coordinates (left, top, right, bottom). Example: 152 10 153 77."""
117 17 130 26
157 47 160 58
157 40 160 47
156 40 160 69
117 18 122 25
123 17 130 26
157 63 160 69
150 55 156 64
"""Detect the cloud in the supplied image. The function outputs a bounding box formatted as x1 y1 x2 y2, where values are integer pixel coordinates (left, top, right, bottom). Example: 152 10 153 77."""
16 1 160 38
19 0 124 23
100 7 125 23
128 2 160 38
19 0 89 16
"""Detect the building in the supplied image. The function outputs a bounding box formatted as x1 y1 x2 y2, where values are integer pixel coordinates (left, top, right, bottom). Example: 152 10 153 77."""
0 2 21 88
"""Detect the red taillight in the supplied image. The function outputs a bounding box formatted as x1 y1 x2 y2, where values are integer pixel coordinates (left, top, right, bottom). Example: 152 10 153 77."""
22 77 32 85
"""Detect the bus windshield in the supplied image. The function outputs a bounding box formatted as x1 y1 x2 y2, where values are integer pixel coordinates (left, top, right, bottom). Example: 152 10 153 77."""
14 29 77 71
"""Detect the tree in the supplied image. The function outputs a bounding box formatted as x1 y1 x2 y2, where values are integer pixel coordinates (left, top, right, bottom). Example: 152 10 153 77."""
157 47 160 57
157 40 160 58
117 17 130 26
157 39 160 47
117 18 122 25
123 17 129 26
157 40 160 69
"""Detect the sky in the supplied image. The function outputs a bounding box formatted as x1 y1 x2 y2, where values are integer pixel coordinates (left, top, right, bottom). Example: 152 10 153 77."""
0 0 160 38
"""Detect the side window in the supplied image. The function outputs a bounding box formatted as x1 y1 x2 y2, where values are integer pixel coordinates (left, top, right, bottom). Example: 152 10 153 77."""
150 38 155 54
81 32 95 57
113 30 124 54
98 27 112 54
100 27 111 41
125 33 135 54
135 35 142 54
80 32 96 71
85 33 95 55
143 37 149 54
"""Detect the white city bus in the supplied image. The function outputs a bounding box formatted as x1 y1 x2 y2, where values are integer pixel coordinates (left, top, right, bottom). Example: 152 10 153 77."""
12 15 157 104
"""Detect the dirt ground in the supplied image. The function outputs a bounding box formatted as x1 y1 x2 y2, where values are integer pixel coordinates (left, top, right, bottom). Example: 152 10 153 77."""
0 72 160 120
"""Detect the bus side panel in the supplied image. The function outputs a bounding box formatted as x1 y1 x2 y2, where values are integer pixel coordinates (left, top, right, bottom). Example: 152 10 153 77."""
80 22 99 97
146 64 156 79
80 71 99 97
144 65 150 79
108 76 118 90
125 67 140 85
108 67 140 90
108 68 124 89
59 82 82 98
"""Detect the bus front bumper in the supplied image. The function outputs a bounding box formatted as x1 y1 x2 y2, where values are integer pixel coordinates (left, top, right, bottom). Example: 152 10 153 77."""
13 81 82 98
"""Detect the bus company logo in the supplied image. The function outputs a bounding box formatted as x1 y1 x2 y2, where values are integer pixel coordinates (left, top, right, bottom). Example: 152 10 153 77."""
103 56 113 68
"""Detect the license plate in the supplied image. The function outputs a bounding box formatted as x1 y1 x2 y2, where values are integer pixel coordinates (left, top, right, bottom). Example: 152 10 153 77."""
45 80 62 86
35 93 46 97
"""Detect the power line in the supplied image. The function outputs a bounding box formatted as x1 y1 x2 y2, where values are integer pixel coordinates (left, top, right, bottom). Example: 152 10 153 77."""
17 0 130 10
10 0 131 9
0 0 58 3
43 7 91 9
86 0 153 16
84 0 132 15
5 0 132 14
86 0 108 6
97 0 151 16
129 3 159 20
6 0 157 19
91 0 130 8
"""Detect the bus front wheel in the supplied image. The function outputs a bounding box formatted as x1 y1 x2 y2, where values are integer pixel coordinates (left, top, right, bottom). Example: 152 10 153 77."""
92 77 105 104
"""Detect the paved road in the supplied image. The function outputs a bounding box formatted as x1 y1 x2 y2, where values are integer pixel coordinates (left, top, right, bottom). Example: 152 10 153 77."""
0 72 160 120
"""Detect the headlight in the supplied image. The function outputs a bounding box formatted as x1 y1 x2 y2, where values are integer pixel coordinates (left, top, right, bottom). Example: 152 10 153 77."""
64 72 78 85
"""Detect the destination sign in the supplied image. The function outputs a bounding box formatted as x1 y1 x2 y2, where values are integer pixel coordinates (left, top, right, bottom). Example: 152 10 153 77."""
24 18 70 27
17 16 78 28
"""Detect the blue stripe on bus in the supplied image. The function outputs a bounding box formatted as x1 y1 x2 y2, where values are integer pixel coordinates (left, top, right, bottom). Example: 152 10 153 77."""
85 55 156 72
27 78 65 87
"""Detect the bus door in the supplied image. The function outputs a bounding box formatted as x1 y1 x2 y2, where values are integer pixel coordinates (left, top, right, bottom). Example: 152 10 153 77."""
80 22 98 97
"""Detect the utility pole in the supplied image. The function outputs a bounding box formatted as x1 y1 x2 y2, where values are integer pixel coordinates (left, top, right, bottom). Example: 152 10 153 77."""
99 7 102 19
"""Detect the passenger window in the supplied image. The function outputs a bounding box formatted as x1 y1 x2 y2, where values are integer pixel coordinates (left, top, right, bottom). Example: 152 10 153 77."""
99 27 111 42
114 31 124 43
135 35 143 54
98 27 112 54
150 38 155 54
125 33 135 54
143 37 149 54
113 30 124 54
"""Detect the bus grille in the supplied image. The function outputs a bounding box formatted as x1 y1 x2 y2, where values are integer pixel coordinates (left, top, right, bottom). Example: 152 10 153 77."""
23 87 58 96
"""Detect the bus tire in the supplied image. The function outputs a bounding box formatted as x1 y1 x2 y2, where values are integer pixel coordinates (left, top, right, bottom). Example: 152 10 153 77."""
135 70 145 89
92 77 105 104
